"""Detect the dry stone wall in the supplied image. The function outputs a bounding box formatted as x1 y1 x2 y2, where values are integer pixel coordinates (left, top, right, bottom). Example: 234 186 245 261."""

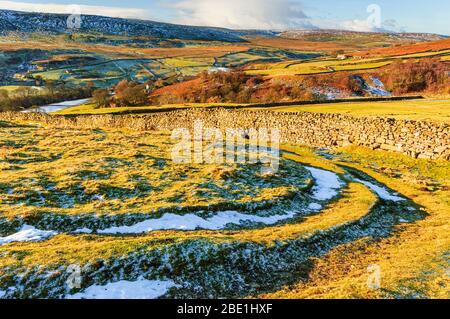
1 109 449 160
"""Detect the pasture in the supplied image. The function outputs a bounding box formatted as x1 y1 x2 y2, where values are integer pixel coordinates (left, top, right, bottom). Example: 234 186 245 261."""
247 99 450 123
0 115 447 298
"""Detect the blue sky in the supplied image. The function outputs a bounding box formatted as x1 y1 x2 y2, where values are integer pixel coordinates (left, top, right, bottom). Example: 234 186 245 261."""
0 0 448 35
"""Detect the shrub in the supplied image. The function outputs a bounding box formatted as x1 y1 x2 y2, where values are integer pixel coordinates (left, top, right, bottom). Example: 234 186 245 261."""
382 58 449 95
113 80 149 106
92 89 111 108
0 84 93 112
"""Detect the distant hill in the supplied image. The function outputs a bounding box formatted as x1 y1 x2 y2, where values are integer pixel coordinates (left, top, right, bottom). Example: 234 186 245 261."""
0 9 274 42
280 29 447 42
1 10 446 45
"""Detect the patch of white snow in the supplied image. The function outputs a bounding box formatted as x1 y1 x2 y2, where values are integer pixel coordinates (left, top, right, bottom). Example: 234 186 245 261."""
22 98 90 113
355 179 406 202
98 210 297 234
92 195 105 202
66 278 176 299
308 203 323 211
73 228 93 234
305 167 343 201
0 225 57 246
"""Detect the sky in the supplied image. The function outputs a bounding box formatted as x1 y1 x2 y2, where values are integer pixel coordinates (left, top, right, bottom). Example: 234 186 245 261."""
0 0 448 35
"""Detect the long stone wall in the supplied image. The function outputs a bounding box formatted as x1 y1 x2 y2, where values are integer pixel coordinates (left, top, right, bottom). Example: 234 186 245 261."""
1 109 449 160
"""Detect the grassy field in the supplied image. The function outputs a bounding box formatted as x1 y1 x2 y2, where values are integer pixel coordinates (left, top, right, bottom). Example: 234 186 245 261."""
55 101 246 115
57 98 450 124
246 57 392 76
0 37 252 88
1 30 449 300
246 48 450 76
2 34 448 92
262 145 450 299
26 46 327 86
247 99 450 123
347 38 450 58
0 122 310 221
247 37 363 53
1 114 446 299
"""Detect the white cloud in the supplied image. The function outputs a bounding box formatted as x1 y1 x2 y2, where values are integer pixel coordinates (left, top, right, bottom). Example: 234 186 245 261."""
339 19 374 32
0 0 408 33
337 18 406 33
169 0 314 30
306 18 405 33
0 1 150 19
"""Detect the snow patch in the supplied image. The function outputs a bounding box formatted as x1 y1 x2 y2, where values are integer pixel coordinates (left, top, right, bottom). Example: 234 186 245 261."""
365 76 391 97
308 203 322 211
0 225 57 246
312 87 345 100
208 67 230 73
92 195 105 202
98 210 297 234
0 290 6 298
74 227 93 234
350 75 391 97
22 98 90 113
305 167 343 201
66 278 176 299
355 179 405 202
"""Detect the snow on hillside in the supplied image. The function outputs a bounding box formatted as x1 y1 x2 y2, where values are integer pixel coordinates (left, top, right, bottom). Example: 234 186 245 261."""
0 9 272 42
0 225 57 246
66 278 176 299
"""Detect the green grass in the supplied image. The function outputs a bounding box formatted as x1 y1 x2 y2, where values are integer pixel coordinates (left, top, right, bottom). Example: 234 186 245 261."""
246 57 390 76
246 48 450 76
262 145 450 299
55 101 246 115
247 99 450 123
332 61 391 71
0 115 448 299
0 86 46 96
398 49 450 59
0 86 26 92
0 122 308 220
58 99 450 124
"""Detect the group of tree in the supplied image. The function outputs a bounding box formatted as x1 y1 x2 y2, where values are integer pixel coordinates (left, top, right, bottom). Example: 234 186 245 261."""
381 58 449 95
0 83 93 112
89 57 450 109
149 70 324 105
150 58 449 105
92 79 159 108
